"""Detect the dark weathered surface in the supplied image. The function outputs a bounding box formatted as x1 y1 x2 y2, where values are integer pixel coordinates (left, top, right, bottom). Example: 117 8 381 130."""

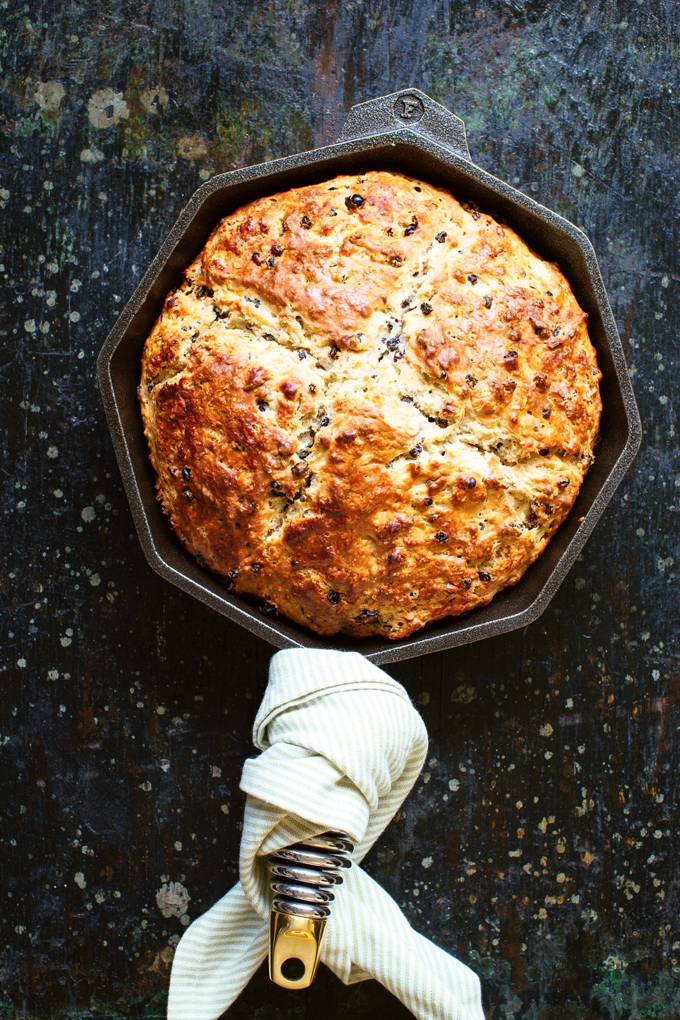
0 1 678 1017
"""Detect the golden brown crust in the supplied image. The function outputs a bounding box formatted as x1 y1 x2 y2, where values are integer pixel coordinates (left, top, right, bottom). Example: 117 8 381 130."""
139 171 601 639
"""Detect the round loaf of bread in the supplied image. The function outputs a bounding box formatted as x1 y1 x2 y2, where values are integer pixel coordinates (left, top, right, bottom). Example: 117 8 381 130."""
139 171 601 640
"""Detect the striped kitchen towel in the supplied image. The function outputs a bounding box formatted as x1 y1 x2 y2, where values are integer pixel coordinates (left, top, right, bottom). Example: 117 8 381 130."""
168 648 483 1020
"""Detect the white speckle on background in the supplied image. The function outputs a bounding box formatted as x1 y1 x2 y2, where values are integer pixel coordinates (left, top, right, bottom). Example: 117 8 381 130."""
156 880 190 919
47 446 59 459
81 506 96 523
140 86 169 113
35 81 65 110
24 319 36 333
80 147 105 164
448 778 460 792
74 872 86 889
421 856 433 869
89 573 101 587
177 134 208 160
17 658 27 669
451 684 476 704
88 88 130 129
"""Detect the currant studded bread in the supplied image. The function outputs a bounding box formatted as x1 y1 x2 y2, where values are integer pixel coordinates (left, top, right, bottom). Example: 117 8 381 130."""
139 171 601 639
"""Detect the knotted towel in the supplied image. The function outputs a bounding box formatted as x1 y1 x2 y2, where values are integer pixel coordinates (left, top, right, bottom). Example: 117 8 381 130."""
168 649 483 1020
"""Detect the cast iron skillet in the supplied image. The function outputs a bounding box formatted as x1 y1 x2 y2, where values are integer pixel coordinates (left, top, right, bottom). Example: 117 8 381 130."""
97 89 640 665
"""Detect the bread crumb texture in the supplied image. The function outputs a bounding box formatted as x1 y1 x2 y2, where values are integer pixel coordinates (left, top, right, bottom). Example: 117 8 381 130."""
139 171 601 639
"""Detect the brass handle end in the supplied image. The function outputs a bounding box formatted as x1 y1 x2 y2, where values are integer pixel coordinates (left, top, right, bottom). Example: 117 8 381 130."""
269 910 327 989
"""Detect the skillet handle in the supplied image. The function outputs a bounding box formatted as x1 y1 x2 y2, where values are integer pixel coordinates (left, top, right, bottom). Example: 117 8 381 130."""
337 88 470 161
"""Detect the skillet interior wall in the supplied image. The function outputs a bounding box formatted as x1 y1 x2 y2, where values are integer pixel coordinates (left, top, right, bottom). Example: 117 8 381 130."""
0 0 678 1018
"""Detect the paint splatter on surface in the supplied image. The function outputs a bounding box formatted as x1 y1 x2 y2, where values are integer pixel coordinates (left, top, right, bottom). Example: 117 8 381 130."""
0 1 678 1018
156 880 190 924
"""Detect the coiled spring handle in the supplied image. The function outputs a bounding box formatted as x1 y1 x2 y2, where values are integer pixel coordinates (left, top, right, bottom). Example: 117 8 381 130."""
269 831 353 988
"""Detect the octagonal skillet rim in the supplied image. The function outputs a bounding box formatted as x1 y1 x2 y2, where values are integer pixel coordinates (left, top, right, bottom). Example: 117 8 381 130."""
97 91 641 666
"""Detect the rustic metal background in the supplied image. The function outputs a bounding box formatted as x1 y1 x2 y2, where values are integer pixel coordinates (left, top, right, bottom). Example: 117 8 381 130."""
1 1 678 1018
